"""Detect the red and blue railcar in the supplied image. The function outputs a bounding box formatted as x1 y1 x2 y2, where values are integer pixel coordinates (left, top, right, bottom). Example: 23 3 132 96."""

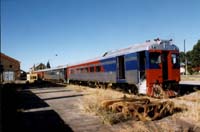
67 39 180 97
31 39 180 97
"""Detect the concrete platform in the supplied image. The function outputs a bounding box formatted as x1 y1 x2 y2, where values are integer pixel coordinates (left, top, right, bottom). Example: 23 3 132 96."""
180 81 200 85
30 87 114 132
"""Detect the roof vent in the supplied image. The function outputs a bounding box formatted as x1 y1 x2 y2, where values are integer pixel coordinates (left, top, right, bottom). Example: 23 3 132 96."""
103 52 108 57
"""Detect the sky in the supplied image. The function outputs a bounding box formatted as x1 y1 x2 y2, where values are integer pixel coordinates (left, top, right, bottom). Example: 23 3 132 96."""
1 0 200 71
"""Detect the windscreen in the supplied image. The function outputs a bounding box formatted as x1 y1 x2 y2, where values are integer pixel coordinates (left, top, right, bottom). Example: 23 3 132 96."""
171 53 180 69
149 52 161 69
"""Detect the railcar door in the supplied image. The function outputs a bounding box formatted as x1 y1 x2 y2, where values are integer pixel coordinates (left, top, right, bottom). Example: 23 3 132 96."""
138 51 147 94
146 50 176 96
168 52 180 82
147 51 169 83
138 51 146 80
117 56 125 80
162 51 169 80
146 51 162 96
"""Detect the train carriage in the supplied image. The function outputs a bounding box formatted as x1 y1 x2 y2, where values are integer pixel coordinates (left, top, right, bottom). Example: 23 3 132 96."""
32 66 67 83
67 39 180 98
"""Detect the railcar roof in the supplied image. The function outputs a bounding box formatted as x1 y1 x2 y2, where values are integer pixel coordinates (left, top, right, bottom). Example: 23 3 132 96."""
68 39 179 67
33 65 67 72
103 39 178 57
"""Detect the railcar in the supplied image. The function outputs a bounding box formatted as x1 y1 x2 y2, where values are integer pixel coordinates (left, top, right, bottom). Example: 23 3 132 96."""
27 73 38 83
67 39 180 97
32 66 67 83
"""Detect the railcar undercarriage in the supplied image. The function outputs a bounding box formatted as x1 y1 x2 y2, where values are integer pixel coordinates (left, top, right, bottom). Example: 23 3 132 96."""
151 81 179 98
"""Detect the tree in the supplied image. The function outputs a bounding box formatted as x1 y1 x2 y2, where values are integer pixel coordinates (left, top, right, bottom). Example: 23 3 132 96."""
186 51 193 74
191 40 200 70
46 61 51 68
186 51 193 64
179 51 185 63
185 40 200 74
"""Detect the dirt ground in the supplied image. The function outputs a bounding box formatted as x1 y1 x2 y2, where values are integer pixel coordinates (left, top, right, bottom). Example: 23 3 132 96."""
69 85 200 132
1 82 200 132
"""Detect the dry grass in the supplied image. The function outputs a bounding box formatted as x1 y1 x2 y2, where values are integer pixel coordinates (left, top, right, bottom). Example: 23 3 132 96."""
181 75 200 81
171 90 200 126
118 119 180 132
68 84 200 131
119 122 151 132
177 90 200 102
117 90 200 131
66 84 89 92
76 86 135 124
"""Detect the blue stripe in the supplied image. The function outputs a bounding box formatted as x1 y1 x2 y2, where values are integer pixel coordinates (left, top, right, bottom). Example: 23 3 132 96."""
103 63 116 72
117 79 127 83
125 53 137 59
101 57 116 63
145 51 150 69
100 57 116 72
125 60 138 70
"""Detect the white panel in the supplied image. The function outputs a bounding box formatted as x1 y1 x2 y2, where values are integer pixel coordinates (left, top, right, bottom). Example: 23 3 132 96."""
138 79 147 94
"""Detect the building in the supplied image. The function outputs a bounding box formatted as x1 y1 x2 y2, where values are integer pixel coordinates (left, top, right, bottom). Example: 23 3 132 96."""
29 63 47 72
0 53 20 82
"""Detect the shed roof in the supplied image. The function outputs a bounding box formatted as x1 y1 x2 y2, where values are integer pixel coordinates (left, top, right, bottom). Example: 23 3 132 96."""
0 52 20 64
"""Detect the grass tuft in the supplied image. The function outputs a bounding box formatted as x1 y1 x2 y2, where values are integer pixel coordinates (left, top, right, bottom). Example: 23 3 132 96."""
79 88 134 124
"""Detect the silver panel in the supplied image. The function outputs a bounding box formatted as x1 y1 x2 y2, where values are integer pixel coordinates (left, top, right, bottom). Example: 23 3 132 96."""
69 72 116 83
125 70 139 84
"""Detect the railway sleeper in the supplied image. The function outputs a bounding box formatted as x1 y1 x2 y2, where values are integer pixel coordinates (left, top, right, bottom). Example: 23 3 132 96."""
101 97 174 121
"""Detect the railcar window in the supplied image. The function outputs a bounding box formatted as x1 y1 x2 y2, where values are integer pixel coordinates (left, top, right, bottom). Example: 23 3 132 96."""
31 76 37 79
51 71 56 75
76 68 80 73
90 67 94 72
70 69 74 74
149 52 161 68
84 68 88 73
80 68 84 73
96 66 101 72
74 68 79 74
171 53 180 69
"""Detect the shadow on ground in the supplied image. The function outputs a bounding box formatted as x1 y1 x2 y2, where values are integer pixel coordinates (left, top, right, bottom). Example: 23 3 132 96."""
23 80 67 89
0 83 73 132
179 84 200 96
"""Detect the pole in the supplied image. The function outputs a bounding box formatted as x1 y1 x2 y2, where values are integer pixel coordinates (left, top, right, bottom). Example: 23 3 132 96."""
184 40 187 75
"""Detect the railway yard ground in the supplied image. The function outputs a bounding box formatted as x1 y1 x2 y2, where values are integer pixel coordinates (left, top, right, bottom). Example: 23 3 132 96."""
1 76 200 132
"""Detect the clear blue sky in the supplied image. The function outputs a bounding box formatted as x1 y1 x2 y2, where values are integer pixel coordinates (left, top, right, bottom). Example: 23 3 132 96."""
1 0 200 71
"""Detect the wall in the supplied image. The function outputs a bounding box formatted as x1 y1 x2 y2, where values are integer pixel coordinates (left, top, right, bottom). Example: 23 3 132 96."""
0 53 20 82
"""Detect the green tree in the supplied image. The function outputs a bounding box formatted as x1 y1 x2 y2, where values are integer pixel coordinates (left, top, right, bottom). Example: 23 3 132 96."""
186 51 193 63
179 51 185 63
186 51 193 74
182 40 200 74
46 61 51 68
191 40 200 71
